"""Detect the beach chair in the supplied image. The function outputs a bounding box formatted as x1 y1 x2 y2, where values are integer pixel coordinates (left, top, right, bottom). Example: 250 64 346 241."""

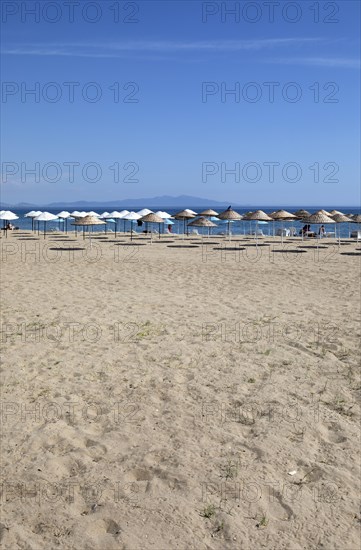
276 228 290 237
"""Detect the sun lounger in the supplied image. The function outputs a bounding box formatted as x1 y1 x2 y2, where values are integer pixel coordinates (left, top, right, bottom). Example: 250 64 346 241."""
276 228 290 237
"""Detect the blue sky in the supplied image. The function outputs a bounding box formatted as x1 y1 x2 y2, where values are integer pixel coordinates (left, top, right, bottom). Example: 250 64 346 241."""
1 0 360 206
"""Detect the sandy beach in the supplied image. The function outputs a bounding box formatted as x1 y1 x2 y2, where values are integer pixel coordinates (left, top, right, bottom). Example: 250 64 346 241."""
1 230 360 549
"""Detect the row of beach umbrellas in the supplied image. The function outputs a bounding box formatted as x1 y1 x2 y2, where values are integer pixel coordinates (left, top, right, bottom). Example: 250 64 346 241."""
0 208 360 243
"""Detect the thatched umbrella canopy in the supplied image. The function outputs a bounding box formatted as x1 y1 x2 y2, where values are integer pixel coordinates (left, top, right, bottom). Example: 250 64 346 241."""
245 210 273 221
300 211 334 243
332 213 352 226
175 209 195 218
174 209 196 236
319 209 331 216
294 209 311 219
72 215 106 226
72 215 106 244
199 208 219 217
331 213 353 245
217 207 242 220
303 212 334 224
329 209 344 216
217 207 242 241
188 216 217 237
270 209 297 220
140 212 165 240
270 210 297 242
244 210 273 242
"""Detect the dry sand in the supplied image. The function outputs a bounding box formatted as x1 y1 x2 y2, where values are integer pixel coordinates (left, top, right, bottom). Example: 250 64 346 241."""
1 231 360 549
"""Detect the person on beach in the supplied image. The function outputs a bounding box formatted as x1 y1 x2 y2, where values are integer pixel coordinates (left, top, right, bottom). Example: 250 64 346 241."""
168 224 172 233
318 225 326 237
5 223 14 230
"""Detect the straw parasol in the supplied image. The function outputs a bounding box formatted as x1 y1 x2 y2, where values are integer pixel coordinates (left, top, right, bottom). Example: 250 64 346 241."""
331 213 353 246
319 209 331 216
199 208 219 217
301 211 335 246
329 209 344 216
271 209 296 220
34 212 58 238
304 211 335 224
188 216 217 238
217 206 242 242
0 210 19 238
294 209 311 219
174 209 196 237
243 210 273 243
140 212 165 241
71 215 106 246
270 210 297 242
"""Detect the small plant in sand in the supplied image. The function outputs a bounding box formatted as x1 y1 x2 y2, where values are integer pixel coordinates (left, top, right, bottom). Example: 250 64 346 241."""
220 459 238 480
200 504 216 519
256 515 269 528
247 377 256 383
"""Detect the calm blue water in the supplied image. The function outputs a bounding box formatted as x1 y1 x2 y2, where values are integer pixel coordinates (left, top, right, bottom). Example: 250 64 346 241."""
3 205 361 238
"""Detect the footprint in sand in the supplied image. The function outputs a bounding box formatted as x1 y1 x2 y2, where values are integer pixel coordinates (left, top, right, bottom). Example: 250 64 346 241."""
323 423 347 444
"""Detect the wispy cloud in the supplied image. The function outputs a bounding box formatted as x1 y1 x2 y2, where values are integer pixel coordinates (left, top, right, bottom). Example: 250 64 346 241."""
271 57 360 69
2 37 323 58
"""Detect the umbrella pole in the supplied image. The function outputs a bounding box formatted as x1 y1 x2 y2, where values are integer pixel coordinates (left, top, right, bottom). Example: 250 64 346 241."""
131 223 133 241
44 222 46 238
159 222 161 239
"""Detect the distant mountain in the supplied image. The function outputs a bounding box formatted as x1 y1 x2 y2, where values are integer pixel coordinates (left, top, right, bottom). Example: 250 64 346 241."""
0 202 37 209
5 195 239 208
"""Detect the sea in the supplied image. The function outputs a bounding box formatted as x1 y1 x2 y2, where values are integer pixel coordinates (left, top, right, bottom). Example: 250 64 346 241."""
3 205 361 238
